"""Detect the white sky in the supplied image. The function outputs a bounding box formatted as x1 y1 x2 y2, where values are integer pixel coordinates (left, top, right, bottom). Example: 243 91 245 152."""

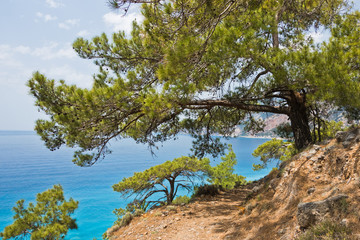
0 0 358 130
0 0 143 130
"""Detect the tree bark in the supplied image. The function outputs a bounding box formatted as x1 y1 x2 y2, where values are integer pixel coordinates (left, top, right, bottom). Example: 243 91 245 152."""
287 91 312 150
167 178 175 205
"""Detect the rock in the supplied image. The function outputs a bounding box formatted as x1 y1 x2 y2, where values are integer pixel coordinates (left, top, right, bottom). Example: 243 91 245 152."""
277 228 286 235
336 128 360 148
251 184 263 194
297 194 348 229
305 149 317 160
341 218 349 227
324 145 336 154
336 131 348 142
307 187 315 195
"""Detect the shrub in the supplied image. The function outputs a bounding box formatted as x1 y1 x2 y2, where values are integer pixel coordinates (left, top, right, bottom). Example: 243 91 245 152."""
296 220 352 240
113 199 149 228
119 212 133 227
133 209 145 217
172 195 191 205
252 139 296 171
208 145 247 190
192 184 220 199
166 206 177 212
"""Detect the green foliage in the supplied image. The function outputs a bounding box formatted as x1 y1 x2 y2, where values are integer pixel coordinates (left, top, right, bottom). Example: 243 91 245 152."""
321 120 345 140
118 212 133 227
113 156 211 205
296 220 352 240
172 195 191 205
252 139 296 171
0 185 78 240
192 184 220 199
273 122 293 140
113 201 145 227
27 0 360 165
208 145 246 189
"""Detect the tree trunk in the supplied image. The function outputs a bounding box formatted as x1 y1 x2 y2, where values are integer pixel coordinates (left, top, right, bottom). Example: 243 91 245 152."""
167 178 175 205
287 91 312 150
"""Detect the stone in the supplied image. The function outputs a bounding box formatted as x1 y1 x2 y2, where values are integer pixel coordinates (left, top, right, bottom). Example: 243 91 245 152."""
297 194 348 229
307 187 315 195
251 184 263 194
341 219 349 227
336 131 348 142
277 228 286 235
336 128 360 148
305 149 317 160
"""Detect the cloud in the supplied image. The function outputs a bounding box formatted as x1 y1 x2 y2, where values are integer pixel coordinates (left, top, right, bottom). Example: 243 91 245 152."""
14 45 32 54
36 12 57 22
103 12 144 34
58 19 80 30
41 64 93 88
32 42 77 60
77 30 90 37
0 45 11 60
0 45 24 67
1 42 76 61
45 0 64 8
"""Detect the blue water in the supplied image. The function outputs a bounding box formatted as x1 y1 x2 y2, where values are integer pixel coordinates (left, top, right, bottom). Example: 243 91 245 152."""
0 131 272 239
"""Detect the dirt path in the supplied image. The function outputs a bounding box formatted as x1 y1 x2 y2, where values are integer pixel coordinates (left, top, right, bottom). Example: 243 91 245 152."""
112 188 251 240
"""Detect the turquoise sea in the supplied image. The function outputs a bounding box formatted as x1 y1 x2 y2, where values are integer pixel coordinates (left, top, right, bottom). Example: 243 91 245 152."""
0 131 273 239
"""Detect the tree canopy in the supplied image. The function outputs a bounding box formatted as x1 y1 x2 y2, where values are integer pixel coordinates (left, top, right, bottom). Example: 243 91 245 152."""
27 0 360 166
113 156 211 205
0 185 78 240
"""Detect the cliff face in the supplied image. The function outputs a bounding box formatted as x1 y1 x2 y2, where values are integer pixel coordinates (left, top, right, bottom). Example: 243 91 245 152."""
109 128 360 240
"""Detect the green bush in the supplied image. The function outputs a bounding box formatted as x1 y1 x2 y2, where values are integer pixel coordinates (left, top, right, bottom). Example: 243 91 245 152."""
172 195 191 205
133 209 145 217
252 139 296 171
208 145 247 189
297 220 352 240
119 212 133 227
113 201 146 227
192 184 220 198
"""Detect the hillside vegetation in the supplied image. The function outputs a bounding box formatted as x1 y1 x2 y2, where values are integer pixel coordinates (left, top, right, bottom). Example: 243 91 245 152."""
107 128 360 239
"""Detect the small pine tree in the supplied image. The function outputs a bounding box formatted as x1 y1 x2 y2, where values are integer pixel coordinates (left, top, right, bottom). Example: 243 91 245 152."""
208 145 246 189
112 156 211 206
0 185 78 240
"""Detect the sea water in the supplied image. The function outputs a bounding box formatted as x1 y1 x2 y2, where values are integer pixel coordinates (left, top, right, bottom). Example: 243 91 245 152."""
0 131 273 239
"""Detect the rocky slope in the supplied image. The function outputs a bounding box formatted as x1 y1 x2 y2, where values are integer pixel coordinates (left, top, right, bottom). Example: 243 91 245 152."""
108 128 360 240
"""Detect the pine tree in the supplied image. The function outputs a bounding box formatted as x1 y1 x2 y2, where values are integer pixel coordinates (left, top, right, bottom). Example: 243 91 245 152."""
27 0 360 166
112 156 211 205
0 185 78 240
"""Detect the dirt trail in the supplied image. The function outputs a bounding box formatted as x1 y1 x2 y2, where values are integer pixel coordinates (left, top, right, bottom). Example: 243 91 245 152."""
112 188 251 240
